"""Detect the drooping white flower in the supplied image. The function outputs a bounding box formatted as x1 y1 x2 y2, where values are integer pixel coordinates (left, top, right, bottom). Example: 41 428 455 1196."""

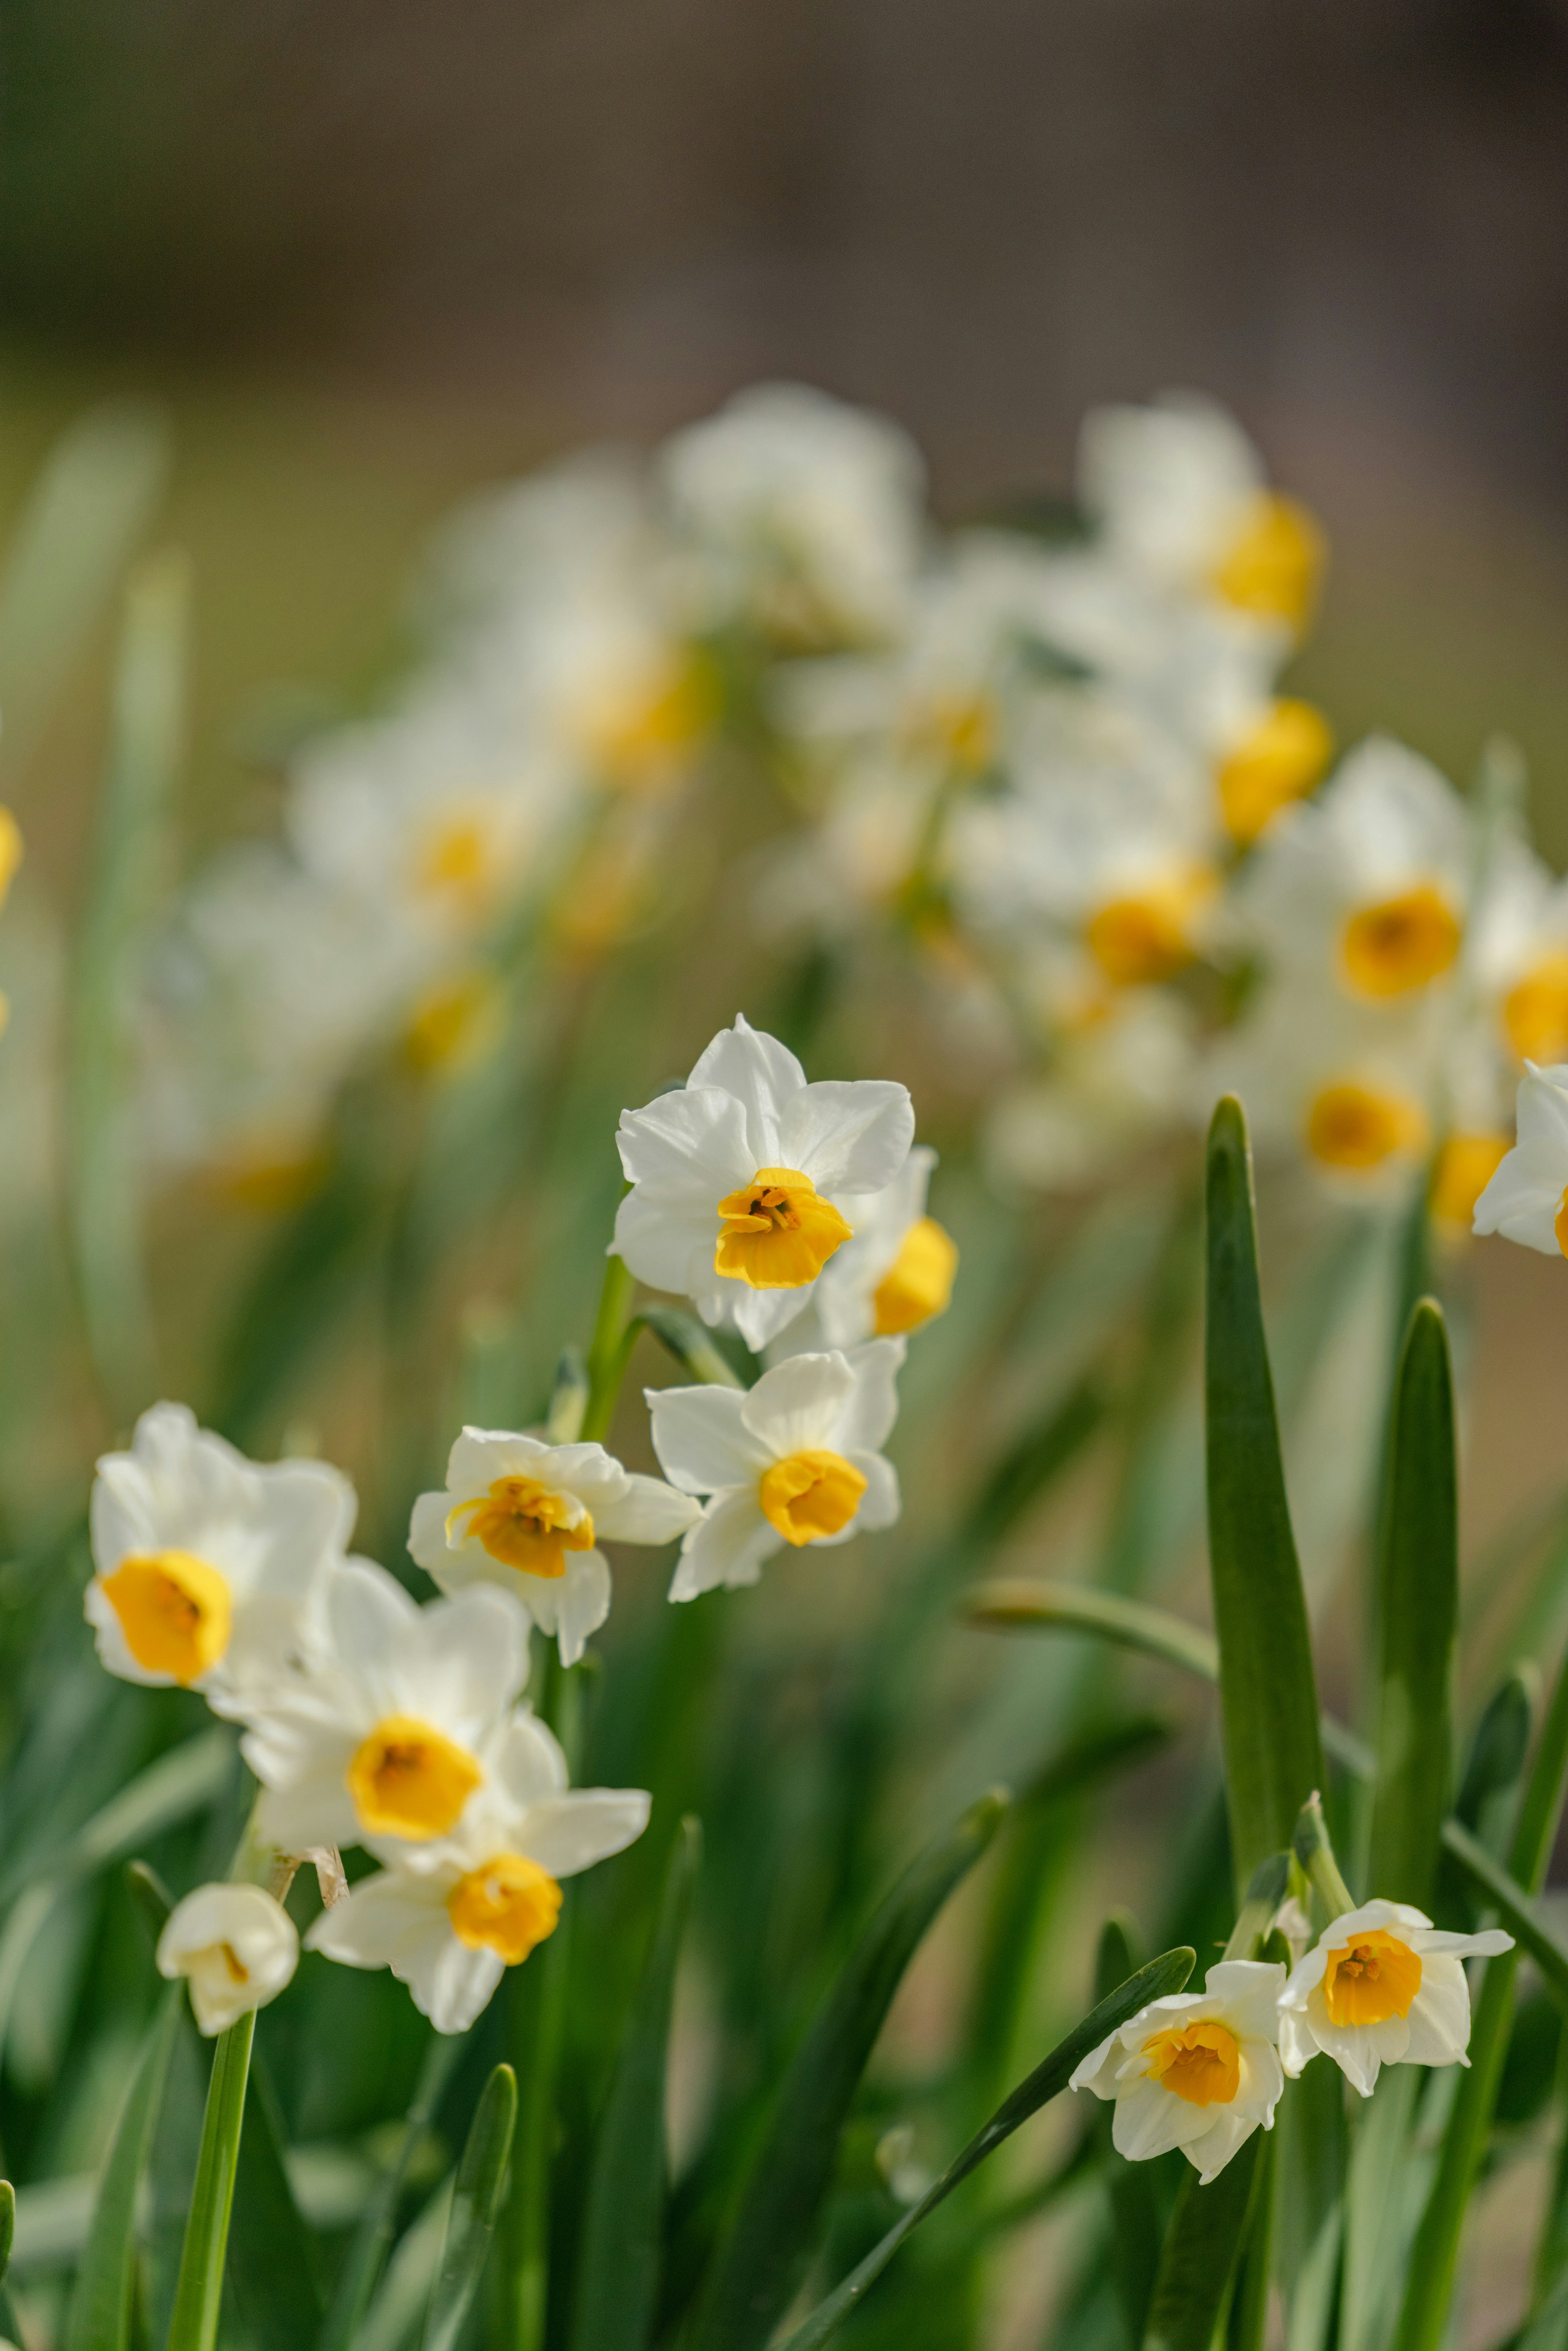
1070 1960 1286 2183
660 383 926 648
1472 1061 1568 1255
612 1016 915 1350
647 1342 903 1600
409 1428 700 1667
86 1404 355 1713
768 1148 957 1353
1277 1900 1512 2096
157 1882 300 2037
240 1559 530 1871
307 1709 648 2033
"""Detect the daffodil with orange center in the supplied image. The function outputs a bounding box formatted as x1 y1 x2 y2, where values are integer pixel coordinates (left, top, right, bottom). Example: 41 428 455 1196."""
1071 1961 1285 2183
1473 1062 1568 1261
1278 1900 1512 2095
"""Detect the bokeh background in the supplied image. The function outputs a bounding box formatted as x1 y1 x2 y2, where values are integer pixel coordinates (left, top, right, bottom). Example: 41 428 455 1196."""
4 7 1568 2335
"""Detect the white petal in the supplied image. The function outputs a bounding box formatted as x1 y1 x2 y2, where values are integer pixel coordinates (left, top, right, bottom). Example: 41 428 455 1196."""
517 1788 651 1879
1069 2028 1123 2099
1400 1955 1475 2067
543 1549 613 1668
845 1450 900 1535
420 1936 508 2034
594 1473 703 1546
1204 1960 1288 2043
1187 2106 1262 2184
490 1709 570 1810
1277 2007 1319 2079
445 1427 551 1497
408 1489 452 1577
729 1282 815 1353
647 1386 773 1495
1112 2074 1217 2162
684 1017 805 1164
740 1352 858 1459
832 1339 906 1454
776 1079 915 1196
668 1491 780 1598
306 1870 449 1969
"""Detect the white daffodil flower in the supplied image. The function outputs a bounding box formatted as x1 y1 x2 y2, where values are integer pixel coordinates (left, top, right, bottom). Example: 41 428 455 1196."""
659 382 926 649
1070 1960 1286 2184
985 985 1200 1195
157 1882 300 2037
241 1559 530 1871
1277 1900 1512 2096
647 1342 903 1600
408 1427 700 1667
612 1016 915 1351
85 1403 354 1714
768 1148 957 1354
307 1708 648 2034
1232 737 1472 1005
1077 392 1324 636
1473 1061 1568 1255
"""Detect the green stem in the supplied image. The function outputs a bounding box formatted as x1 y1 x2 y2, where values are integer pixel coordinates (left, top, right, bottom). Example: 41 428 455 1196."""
164 2008 256 2351
1396 1641 1568 2351
579 1251 637 1445
1293 1792 1356 1920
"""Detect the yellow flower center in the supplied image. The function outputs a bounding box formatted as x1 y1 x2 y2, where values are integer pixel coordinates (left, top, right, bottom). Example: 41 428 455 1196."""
715 1168 853 1289
1341 885 1461 998
759 1449 868 1547
220 1942 249 1985
447 1852 563 1965
1504 952 1568 1065
447 1477 595 1582
913 693 996 776
1143 2020 1241 2108
417 816 496 909
1431 1132 1510 1230
1085 866 1217 988
1555 1186 1568 1261
1217 700 1334 844
1211 493 1325 633
101 1551 233 1685
1306 1082 1428 1172
873 1217 959 1336
346 1716 483 1839
403 970 503 1075
1322 1929 1422 2028
0 806 22 908
584 656 715 793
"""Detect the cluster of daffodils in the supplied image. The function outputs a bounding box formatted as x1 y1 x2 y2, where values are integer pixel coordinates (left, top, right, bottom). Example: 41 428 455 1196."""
139 388 927 1205
1074 1897 1511 2183
87 1022 953 2038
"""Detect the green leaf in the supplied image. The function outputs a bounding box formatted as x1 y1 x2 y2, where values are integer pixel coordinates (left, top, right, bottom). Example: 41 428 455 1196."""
1143 2137 1263 2351
639 1306 747 1388
225 2055 324 2351
968 1578 1219 1682
569 1817 700 2351
689 1789 1009 2351
0 2177 12 2287
421 2063 518 2351
0 1727 236 1906
1367 1300 1457 1909
165 2009 257 2351
1397 1638 1568 2351
66 1987 182 2351
1094 1917 1162 2347
320 2029 465 2351
1439 1820 1568 2005
1204 1097 1324 1890
773 1946 1196 2351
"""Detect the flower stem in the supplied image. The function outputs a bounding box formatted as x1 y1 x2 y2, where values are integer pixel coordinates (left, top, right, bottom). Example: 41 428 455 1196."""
164 2008 256 2351
1293 1792 1356 1921
579 1250 637 1445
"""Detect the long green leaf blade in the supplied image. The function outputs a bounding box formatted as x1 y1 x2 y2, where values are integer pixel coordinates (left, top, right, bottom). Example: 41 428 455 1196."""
569 1817 700 2351
421 2063 517 2351
320 2029 464 2351
1439 1819 1568 2006
225 2055 323 2351
968 1578 1220 1681
66 1988 182 2351
1367 1300 1457 1908
1204 1096 1324 1889
1142 2137 1263 2351
774 1946 1196 2351
690 1790 1009 2351
165 2010 257 2351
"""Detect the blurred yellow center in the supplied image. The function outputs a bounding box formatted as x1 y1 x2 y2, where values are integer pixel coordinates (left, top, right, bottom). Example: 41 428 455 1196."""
417 817 495 908
347 1716 481 1839
586 657 715 792
205 1139 331 1217
1211 493 1325 633
873 1217 959 1336
1143 2021 1241 2108
1306 1083 1428 1172
1341 885 1460 998
715 1168 853 1288
102 1551 233 1685
448 1477 594 1581
1322 1930 1421 2028
1431 1133 1509 1230
759 1449 867 1546
1504 952 1568 1065
1085 867 1216 987
0 806 22 907
220 1943 249 1985
1217 700 1334 844
1555 1187 1568 1261
404 971 503 1075
447 1852 563 1965
918 693 996 775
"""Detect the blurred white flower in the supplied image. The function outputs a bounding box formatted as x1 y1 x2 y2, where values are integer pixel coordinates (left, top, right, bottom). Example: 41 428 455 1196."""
1208 982 1440 1201
613 1016 914 1351
409 1427 699 1667
307 1709 648 2033
648 1342 903 1599
986 982 1201 1195
241 1559 530 1870
1070 1959 1286 2183
1473 1060 1568 1255
86 1403 354 1712
158 1882 300 2037
660 383 925 648
1278 1901 1512 2095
